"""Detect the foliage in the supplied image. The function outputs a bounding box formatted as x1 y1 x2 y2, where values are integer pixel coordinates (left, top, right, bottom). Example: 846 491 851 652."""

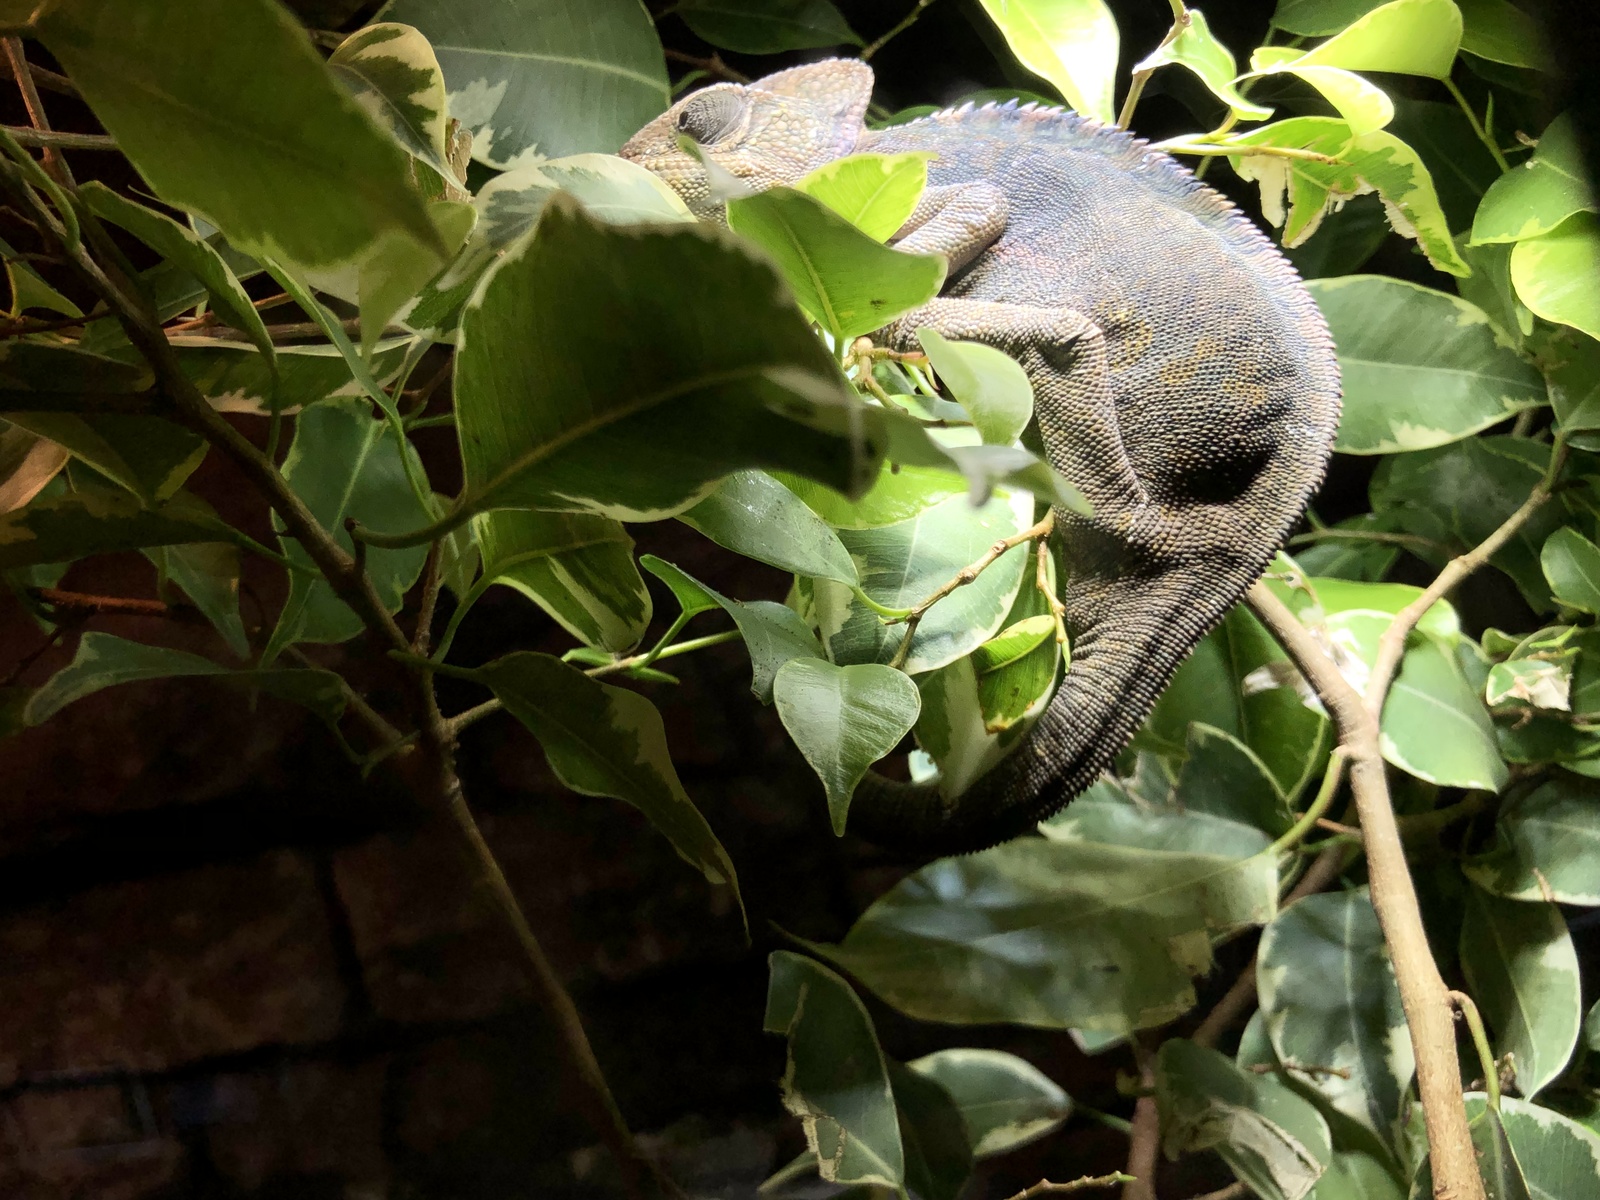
0 0 1595 1197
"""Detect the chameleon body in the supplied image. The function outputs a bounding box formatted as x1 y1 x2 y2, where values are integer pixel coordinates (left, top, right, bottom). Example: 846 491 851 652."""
622 61 1341 855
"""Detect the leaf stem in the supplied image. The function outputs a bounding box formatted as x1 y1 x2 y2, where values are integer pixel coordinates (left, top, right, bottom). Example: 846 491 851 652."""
861 0 940 62
1268 747 1347 857
586 628 741 678
1008 1175 1137 1199
1449 989 1501 1110
1117 4 1189 131
1443 76 1511 173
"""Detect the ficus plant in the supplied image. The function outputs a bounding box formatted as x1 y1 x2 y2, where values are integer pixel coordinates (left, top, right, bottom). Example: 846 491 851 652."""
0 0 1596 1198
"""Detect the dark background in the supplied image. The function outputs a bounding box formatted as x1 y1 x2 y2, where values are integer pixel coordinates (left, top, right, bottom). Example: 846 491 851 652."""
1 1 1595 1197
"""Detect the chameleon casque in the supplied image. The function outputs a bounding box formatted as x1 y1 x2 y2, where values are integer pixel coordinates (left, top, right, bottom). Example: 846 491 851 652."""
621 59 1342 855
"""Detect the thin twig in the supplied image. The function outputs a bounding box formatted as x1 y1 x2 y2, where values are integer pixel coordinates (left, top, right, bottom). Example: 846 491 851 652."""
1121 1039 1160 1200
1443 76 1511 173
1246 582 1485 1200
1010 1175 1137 1200
0 55 76 99
1449 990 1501 1110
30 586 205 622
445 697 502 737
3 38 71 186
3 127 115 150
862 0 940 61
662 48 748 84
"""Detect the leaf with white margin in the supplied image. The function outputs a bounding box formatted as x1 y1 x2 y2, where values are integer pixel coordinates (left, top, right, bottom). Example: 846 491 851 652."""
164 337 414 416
1409 1095 1600 1200
452 196 884 525
1464 776 1600 905
808 838 1277 1033
1472 115 1594 246
678 470 858 585
795 151 931 242
973 0 1120 124
915 654 1043 799
1257 889 1416 1144
1541 527 1600 613
478 651 743 926
330 22 451 177
1042 774 1274 861
774 658 921 835
1249 47 1392 137
1157 1038 1331 1200
907 1048 1072 1159
1225 117 1469 276
764 951 904 1189
812 489 1033 675
379 0 670 168
1460 884 1582 1098
1380 633 1507 791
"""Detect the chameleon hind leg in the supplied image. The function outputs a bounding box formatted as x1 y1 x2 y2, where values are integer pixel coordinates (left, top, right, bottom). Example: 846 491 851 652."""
881 298 1148 515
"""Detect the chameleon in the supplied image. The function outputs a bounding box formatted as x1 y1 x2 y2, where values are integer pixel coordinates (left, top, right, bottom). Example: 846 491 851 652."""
621 59 1341 855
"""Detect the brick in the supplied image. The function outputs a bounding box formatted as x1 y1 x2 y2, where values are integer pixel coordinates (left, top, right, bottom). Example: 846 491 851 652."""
0 851 345 1082
169 1059 387 1193
0 1083 183 1200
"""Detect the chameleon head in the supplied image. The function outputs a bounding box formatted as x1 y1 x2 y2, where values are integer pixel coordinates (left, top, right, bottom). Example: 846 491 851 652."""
620 59 874 219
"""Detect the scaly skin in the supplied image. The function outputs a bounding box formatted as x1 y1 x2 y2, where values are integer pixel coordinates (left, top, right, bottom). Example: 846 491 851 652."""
622 62 1341 856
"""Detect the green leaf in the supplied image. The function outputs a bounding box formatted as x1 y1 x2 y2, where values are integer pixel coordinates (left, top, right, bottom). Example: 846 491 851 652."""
1271 0 1388 36
5 413 205 506
725 186 945 342
917 329 1033 446
638 554 719 621
810 838 1277 1033
1472 115 1594 245
162 337 414 417
78 184 274 363
266 398 431 654
453 196 884 524
1157 1039 1332 1200
380 0 670 167
1464 776 1600 905
1460 885 1582 1098
888 1059 972 1200
1258 890 1415 1143
677 0 861 54
906 1048 1072 1160
330 22 451 176
1173 723 1295 836
478 511 651 654
1248 47 1393 137
1541 527 1600 614
145 542 248 658
1511 213 1600 341
22 631 345 728
1457 0 1550 69
0 487 228 569
1389 100 1505 233
764 951 903 1189
678 470 859 585
642 558 823 701
1309 274 1544 454
37 0 443 270
973 0 1119 125
795 152 932 242
1457 240 1534 348
1308 1150 1407 1199
1041 770 1275 861
773 658 921 835
1290 0 1462 77
1138 8 1273 122
3 234 80 319
1410 1096 1600 1200
780 456 965 529
972 614 1055 676
1228 117 1470 276
974 560 1063 735
812 491 1032 674
1371 437 1571 611
478 652 742 915
1485 629 1574 710
1382 633 1508 790
883 413 1090 514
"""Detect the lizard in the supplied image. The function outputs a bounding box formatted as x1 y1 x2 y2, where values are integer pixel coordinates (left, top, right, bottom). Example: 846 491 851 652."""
620 59 1341 856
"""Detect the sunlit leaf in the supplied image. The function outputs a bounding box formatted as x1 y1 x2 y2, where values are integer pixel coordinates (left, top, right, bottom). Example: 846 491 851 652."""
381 0 670 167
726 186 945 342
1249 47 1392 136
1457 0 1550 69
1289 0 1462 78
1138 8 1273 122
1511 212 1600 341
974 0 1120 124
796 152 932 242
1472 115 1594 246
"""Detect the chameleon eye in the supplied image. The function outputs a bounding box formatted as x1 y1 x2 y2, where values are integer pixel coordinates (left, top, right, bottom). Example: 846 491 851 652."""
674 90 745 144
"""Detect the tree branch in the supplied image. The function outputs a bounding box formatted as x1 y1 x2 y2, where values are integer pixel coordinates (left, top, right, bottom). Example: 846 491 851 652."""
1122 1040 1161 1200
1246 582 1485 1200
